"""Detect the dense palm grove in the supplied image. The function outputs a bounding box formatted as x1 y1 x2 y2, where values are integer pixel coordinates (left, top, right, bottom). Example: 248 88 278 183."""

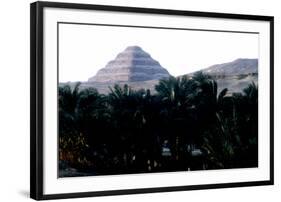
59 72 258 177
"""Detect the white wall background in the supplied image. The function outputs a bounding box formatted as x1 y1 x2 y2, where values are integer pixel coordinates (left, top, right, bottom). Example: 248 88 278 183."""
0 0 279 201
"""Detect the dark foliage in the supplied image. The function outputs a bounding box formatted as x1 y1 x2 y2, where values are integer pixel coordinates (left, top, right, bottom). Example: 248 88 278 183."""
59 72 258 176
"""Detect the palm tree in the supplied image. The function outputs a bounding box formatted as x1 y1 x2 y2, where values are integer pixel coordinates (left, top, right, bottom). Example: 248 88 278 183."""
155 76 179 103
243 82 258 106
189 72 237 169
108 84 154 172
108 84 132 100
191 72 227 112
155 76 201 170
58 82 93 169
155 75 196 106
77 87 105 120
59 82 81 135
238 82 258 167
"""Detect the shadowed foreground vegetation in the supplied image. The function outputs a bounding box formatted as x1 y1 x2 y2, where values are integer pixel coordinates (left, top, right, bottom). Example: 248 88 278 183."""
59 72 258 177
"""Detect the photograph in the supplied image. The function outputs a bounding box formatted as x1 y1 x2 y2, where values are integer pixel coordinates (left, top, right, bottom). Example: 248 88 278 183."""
58 22 259 177
30 1 273 199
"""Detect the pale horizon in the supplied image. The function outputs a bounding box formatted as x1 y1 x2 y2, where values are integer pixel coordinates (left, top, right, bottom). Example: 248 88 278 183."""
59 23 259 82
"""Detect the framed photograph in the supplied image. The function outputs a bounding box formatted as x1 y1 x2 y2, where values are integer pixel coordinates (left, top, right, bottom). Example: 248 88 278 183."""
30 1 274 200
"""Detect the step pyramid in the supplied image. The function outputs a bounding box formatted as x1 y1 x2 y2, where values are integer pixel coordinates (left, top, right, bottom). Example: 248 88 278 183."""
88 46 170 82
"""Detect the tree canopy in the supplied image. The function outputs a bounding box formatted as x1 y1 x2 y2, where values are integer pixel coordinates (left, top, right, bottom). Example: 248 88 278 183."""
59 72 258 176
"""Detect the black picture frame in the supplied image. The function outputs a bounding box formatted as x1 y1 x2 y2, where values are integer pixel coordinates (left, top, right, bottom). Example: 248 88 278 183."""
30 1 274 200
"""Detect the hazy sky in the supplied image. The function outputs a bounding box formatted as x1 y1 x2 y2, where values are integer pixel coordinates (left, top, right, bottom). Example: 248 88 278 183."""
59 23 259 82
